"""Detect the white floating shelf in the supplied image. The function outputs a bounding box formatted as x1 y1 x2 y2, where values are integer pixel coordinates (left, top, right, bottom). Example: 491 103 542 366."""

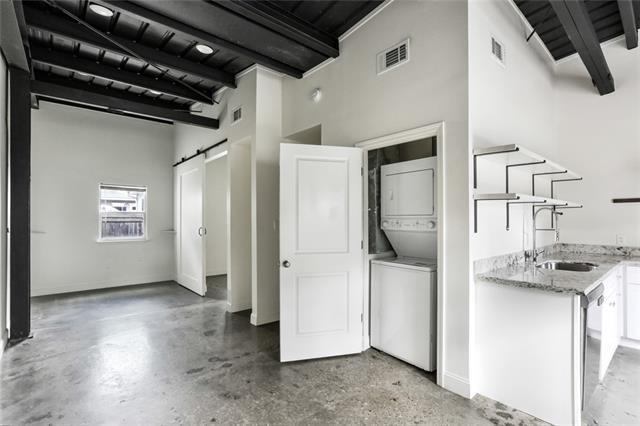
473 192 582 208
473 144 581 181
473 192 582 232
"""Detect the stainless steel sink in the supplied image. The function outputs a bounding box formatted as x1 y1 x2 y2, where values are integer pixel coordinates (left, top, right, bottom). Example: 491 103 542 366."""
536 261 598 272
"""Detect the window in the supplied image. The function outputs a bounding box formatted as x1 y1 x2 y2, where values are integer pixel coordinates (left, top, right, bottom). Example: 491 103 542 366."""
99 184 147 241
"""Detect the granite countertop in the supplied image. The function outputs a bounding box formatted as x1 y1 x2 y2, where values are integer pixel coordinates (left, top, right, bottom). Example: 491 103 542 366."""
477 251 640 296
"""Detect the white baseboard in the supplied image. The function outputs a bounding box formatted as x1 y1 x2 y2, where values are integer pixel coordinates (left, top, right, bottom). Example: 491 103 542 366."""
206 269 227 277
620 337 640 350
31 275 175 296
228 298 251 313
251 309 279 326
442 371 473 398
249 309 279 326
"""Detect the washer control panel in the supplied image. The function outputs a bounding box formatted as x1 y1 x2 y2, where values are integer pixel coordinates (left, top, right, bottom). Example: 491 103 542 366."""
381 218 437 232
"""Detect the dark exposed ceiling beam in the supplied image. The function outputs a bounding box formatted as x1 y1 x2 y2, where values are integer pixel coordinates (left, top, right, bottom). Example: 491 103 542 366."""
37 96 174 126
31 45 213 104
617 0 638 49
24 7 237 89
11 0 39 108
211 0 339 58
31 80 219 129
33 71 192 110
549 0 615 95
97 0 304 78
0 0 29 71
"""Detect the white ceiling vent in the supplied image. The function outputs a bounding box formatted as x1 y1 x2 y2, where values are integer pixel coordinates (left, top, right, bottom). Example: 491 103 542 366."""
377 39 410 75
491 36 506 66
231 106 242 124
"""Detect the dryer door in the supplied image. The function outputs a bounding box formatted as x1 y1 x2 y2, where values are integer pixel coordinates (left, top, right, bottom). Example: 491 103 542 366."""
382 168 435 217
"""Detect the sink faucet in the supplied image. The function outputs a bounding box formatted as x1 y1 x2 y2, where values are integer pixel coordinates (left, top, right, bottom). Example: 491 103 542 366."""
528 207 563 264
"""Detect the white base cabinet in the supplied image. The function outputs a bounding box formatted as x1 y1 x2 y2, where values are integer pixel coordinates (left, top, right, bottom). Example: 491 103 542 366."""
626 266 640 341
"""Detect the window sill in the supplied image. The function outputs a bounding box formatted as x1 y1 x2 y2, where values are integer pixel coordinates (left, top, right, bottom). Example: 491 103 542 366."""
96 238 149 244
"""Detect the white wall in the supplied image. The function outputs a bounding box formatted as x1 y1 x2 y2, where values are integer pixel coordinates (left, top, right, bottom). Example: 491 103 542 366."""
0 55 8 353
205 156 228 276
227 140 252 312
469 0 557 262
251 68 283 325
553 39 640 247
173 69 257 163
282 0 472 396
31 103 175 296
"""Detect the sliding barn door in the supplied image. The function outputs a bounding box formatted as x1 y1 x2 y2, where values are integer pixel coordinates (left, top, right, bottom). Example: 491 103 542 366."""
174 155 206 296
279 143 364 362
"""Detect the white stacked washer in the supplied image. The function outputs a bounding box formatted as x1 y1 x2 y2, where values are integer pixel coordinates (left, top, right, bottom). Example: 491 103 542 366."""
370 156 437 371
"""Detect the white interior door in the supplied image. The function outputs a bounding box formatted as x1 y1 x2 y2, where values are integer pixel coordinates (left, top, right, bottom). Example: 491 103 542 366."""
279 143 363 362
175 155 206 296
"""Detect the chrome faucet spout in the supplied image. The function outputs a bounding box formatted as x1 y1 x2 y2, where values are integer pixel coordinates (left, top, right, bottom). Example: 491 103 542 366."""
530 207 563 264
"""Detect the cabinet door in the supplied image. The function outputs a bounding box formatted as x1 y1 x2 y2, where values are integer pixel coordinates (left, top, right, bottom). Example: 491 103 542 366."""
627 283 640 340
599 292 619 381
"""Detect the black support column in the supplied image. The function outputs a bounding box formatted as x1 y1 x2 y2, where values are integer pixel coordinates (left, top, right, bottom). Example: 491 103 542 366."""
8 66 31 341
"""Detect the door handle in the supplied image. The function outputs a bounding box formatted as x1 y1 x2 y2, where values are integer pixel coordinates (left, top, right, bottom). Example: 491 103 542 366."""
282 260 291 268
198 227 207 236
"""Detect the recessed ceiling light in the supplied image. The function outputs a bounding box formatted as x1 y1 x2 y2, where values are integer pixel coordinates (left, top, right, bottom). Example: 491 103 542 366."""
149 90 162 95
195 44 214 55
89 3 114 17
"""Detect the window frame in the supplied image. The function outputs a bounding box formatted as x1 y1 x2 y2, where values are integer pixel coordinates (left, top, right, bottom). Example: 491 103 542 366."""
97 183 149 243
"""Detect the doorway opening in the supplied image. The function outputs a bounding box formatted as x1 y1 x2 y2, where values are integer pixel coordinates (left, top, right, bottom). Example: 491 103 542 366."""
204 152 228 302
357 123 445 387
174 139 252 314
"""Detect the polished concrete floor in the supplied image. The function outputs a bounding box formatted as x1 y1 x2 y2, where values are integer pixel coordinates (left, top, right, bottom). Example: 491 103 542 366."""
0 281 634 425
583 345 640 425
206 274 228 301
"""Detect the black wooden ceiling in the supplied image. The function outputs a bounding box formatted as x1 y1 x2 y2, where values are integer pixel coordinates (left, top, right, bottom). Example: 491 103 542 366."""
515 0 640 95
515 0 639 60
21 0 383 127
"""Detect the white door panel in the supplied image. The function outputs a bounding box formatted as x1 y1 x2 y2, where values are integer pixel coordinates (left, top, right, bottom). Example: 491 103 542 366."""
280 143 363 362
175 155 206 296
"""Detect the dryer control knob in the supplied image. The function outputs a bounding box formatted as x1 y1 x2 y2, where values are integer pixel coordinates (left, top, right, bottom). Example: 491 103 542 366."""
427 221 436 230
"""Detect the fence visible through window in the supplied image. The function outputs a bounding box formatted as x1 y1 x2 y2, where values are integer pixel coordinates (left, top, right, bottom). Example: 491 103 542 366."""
99 184 147 240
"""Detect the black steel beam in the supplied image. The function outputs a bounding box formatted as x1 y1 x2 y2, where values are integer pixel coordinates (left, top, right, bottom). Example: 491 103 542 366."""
617 0 638 49
34 71 191 110
24 7 236 89
212 0 339 57
31 80 219 129
550 1 615 95
31 45 213 104
8 67 31 341
0 1 29 71
98 0 304 78
38 96 174 125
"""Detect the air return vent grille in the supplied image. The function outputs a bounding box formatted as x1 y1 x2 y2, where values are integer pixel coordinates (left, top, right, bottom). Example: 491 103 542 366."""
377 39 410 75
491 36 505 66
231 106 242 124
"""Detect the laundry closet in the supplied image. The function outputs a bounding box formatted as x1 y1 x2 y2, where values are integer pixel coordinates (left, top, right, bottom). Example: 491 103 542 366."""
367 137 438 371
278 131 441 369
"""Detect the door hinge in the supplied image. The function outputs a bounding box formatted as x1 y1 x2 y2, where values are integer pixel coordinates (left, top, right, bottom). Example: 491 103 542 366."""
361 240 363 249
361 313 363 322
361 167 363 176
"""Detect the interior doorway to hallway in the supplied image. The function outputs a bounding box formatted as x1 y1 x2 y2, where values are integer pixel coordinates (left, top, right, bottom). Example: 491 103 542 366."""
204 152 228 302
174 139 252 313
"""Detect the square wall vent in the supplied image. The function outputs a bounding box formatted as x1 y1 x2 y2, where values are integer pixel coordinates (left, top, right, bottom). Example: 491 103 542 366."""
377 39 410 75
231 106 242 124
491 36 505 66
